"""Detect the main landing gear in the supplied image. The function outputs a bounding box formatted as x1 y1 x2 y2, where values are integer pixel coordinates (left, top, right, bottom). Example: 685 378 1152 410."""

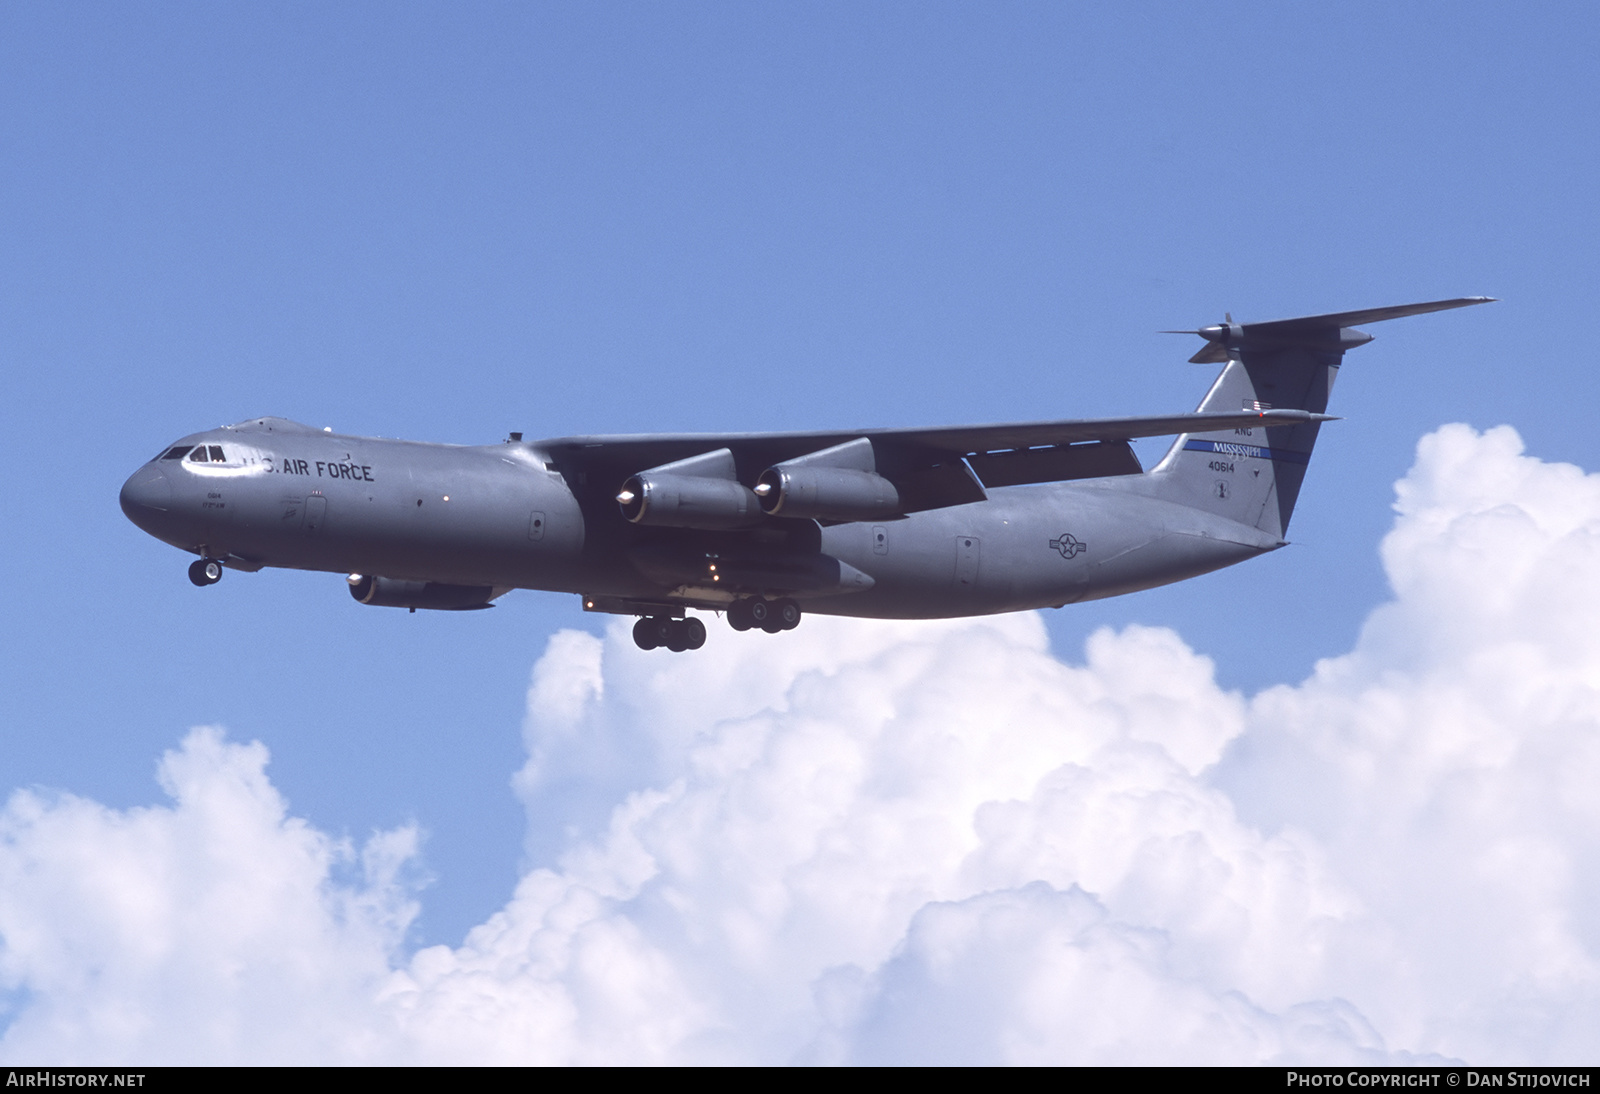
633 615 707 652
726 597 801 634
188 558 223 587
631 598 803 652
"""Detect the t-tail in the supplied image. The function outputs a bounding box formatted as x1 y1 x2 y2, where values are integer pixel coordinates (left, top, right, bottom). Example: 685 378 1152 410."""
1149 297 1494 538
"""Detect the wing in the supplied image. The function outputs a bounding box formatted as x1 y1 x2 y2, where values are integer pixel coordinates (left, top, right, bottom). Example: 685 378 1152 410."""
540 408 1329 461
538 408 1331 514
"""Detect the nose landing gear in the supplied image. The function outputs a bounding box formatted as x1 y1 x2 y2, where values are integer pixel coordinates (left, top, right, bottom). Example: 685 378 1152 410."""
726 597 801 634
188 558 223 587
632 615 707 652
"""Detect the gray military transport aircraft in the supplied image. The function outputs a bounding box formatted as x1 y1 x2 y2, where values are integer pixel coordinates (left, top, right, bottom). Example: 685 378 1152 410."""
120 298 1491 652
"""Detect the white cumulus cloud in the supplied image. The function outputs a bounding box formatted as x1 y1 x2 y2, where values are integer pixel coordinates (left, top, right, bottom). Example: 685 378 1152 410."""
0 729 417 1063
2 423 1598 1064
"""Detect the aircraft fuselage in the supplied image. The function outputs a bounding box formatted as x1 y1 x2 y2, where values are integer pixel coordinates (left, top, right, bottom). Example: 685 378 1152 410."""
119 416 1275 624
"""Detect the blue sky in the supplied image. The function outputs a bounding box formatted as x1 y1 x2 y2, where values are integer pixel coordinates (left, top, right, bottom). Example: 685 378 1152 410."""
1 2 1596 1046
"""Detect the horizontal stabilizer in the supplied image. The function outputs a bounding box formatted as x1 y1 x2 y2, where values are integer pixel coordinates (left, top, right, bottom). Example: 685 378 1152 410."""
1172 296 1496 363
1242 296 1497 332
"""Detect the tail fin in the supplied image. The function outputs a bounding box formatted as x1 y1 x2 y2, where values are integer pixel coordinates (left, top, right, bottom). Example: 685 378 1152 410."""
1150 297 1493 538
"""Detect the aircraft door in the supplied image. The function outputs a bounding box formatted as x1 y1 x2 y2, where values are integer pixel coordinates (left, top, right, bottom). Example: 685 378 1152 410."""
954 535 981 591
304 494 327 535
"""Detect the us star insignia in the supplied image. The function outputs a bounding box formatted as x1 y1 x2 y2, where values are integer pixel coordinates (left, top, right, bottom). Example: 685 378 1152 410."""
1049 533 1087 559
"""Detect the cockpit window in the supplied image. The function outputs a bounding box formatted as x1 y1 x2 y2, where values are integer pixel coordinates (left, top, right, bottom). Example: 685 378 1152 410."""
208 445 226 462
160 446 193 460
189 447 210 462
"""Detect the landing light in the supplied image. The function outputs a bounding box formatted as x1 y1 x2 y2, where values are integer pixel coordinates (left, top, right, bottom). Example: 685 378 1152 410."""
347 573 364 586
616 489 636 504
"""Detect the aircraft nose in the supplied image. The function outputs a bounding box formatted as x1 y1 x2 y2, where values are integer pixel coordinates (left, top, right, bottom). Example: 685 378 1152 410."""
119 464 171 524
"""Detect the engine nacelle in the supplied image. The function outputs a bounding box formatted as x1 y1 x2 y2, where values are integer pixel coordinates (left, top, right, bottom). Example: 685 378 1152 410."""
347 574 498 611
755 465 900 520
617 473 762 529
616 448 763 530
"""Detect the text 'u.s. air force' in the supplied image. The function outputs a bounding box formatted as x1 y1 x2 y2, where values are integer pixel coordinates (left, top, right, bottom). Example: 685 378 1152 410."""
266 457 374 481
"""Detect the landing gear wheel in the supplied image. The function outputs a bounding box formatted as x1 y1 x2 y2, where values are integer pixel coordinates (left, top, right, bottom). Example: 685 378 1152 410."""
727 599 754 631
653 617 677 649
634 615 705 653
748 599 772 628
189 559 223 587
632 617 660 650
682 616 706 650
775 598 801 631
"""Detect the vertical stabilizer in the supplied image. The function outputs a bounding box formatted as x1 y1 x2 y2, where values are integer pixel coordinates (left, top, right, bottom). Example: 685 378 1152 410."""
1150 297 1492 538
1151 347 1335 538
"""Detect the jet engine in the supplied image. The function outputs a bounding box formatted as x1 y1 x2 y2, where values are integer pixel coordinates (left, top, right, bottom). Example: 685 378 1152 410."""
616 448 762 530
347 574 499 611
754 436 901 520
754 465 900 520
617 472 762 529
